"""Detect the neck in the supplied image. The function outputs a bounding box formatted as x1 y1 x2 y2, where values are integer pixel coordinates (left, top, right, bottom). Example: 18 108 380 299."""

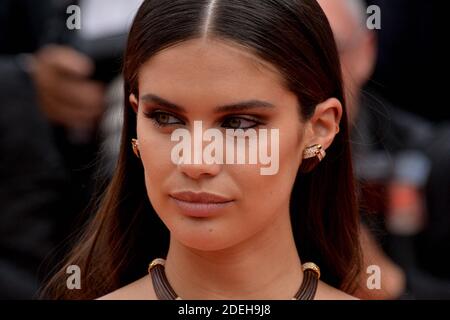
164 209 303 299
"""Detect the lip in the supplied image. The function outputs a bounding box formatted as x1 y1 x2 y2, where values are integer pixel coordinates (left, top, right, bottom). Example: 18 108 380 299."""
169 191 234 218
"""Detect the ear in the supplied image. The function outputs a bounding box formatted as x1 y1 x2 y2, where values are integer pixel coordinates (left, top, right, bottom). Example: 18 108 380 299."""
304 98 342 150
129 94 139 114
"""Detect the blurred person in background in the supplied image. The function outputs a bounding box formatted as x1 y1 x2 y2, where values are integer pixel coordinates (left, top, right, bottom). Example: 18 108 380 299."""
0 0 140 298
366 0 446 123
0 0 73 299
366 0 450 290
318 0 450 299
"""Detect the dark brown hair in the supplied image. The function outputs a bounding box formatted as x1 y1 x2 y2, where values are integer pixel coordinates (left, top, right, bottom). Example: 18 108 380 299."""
42 0 361 299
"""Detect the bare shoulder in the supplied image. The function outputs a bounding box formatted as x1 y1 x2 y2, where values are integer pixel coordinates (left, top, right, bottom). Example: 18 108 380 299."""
314 280 359 300
97 274 157 300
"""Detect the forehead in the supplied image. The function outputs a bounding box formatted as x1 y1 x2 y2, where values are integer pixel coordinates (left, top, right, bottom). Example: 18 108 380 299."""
137 38 290 102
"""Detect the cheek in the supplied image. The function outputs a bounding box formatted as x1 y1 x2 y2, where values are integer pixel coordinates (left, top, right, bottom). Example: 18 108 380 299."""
231 126 303 219
263 126 303 208
137 120 175 197
274 119 304 184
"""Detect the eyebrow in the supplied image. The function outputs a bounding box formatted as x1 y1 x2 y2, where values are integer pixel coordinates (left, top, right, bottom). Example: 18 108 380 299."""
140 94 275 114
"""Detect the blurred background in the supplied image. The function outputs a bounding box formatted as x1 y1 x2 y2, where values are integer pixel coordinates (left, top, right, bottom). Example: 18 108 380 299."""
0 0 448 299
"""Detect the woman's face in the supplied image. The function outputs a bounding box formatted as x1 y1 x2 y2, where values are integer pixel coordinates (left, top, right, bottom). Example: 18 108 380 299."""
132 38 308 251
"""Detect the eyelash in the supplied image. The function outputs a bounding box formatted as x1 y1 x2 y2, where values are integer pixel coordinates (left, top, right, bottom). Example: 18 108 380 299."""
144 110 264 130
145 110 184 128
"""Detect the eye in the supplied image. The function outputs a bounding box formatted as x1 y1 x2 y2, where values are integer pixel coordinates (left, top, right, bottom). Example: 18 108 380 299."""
146 110 184 127
221 117 260 130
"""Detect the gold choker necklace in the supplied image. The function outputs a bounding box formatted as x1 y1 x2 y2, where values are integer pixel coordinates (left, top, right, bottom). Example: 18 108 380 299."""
148 258 320 300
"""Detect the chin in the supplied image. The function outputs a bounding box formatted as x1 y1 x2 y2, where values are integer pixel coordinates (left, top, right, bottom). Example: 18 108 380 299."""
170 222 243 252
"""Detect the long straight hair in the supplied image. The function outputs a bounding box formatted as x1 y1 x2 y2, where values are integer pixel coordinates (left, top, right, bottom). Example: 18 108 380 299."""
42 0 361 299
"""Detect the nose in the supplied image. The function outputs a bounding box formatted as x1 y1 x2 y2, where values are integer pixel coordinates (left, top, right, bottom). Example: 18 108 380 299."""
177 162 222 180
